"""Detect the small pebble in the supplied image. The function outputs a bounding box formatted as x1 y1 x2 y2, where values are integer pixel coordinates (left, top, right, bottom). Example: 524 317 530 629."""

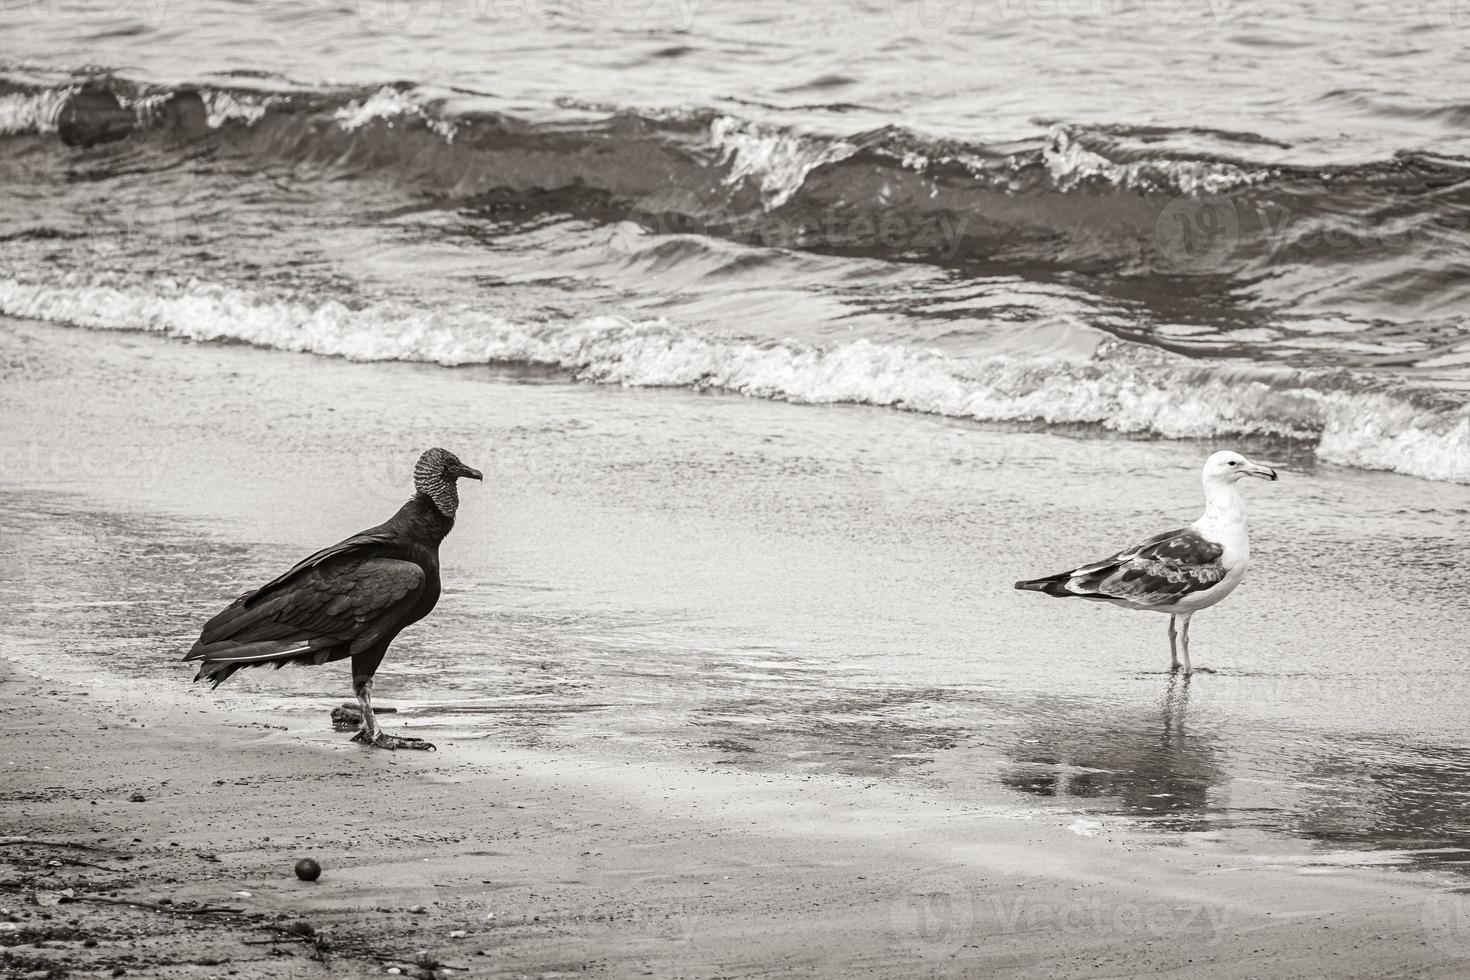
128 793 146 803
286 920 315 938
294 858 321 882
408 904 426 914
83 938 98 947
449 929 466 938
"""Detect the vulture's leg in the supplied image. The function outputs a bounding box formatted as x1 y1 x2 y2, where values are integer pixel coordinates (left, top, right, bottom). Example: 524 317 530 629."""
348 676 435 751
349 676 380 742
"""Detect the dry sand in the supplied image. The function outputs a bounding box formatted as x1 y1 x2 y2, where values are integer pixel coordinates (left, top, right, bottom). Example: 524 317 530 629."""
3 654 1466 979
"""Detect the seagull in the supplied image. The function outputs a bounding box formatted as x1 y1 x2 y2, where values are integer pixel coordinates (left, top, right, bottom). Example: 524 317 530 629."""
1014 450 1277 674
184 447 482 750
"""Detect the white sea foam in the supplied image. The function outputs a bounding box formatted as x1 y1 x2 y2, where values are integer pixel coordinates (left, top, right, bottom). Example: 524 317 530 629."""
1043 124 1271 195
0 86 279 135
201 89 274 128
2 276 1466 484
333 86 456 142
333 86 418 130
0 87 72 135
710 116 856 208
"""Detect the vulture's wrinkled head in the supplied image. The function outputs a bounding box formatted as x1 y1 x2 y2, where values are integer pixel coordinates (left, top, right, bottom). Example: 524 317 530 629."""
414 447 483 518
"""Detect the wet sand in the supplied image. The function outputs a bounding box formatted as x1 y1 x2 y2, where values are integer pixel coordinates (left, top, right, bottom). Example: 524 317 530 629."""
4 317 1470 976
5 657 1467 979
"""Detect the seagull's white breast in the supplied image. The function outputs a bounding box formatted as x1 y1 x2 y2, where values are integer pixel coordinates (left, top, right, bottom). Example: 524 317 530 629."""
1174 511 1251 612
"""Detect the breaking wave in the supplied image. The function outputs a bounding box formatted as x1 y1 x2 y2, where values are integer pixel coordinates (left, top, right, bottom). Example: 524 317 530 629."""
2 72 1467 318
3 276 1467 484
3 69 1469 485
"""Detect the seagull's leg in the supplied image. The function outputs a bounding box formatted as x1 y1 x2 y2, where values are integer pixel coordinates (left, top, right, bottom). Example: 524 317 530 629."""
349 676 435 751
1178 614 1193 676
1168 616 1181 672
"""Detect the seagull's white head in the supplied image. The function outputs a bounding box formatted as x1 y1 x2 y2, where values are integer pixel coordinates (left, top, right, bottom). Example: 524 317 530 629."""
1203 450 1278 486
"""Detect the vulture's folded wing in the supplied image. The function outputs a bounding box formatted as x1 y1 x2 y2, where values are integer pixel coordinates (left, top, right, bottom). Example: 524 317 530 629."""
240 529 398 607
1018 528 1226 605
185 555 426 685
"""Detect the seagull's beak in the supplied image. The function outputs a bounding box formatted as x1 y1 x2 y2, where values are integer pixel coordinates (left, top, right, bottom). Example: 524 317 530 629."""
1245 461 1278 481
454 464 484 481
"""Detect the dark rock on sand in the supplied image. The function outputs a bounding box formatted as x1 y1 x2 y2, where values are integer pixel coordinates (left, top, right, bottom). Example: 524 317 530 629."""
331 703 397 728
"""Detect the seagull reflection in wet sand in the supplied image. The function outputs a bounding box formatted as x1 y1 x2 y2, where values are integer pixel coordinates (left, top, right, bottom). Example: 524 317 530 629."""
1001 676 1224 829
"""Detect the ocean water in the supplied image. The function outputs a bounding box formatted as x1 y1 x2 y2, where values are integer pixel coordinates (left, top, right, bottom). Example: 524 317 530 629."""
2 1 1470 482
4 1 1470 880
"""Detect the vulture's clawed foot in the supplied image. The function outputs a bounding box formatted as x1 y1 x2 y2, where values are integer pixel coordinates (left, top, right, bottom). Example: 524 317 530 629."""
351 730 437 751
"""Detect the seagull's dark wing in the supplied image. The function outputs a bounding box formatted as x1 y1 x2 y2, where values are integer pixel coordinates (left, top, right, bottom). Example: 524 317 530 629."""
185 553 426 687
1016 528 1226 606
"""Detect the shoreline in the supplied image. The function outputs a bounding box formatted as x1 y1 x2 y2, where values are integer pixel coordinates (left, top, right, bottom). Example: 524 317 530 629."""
5 655 1469 978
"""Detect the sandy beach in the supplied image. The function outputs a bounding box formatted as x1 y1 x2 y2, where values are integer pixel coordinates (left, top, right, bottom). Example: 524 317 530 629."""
3 317 1470 978
5 657 1470 980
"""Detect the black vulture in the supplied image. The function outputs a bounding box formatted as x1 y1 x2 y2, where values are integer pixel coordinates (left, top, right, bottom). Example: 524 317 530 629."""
184 447 482 750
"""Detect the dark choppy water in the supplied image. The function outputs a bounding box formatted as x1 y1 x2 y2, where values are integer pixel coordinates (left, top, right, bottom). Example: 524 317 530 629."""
2 1 1470 481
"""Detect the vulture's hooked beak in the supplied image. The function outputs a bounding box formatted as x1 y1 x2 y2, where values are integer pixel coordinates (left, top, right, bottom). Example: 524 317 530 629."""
455 464 484 481
1245 461 1278 481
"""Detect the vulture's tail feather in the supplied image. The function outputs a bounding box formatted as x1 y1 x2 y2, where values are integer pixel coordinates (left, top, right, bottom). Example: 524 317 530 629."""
186 638 343 688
